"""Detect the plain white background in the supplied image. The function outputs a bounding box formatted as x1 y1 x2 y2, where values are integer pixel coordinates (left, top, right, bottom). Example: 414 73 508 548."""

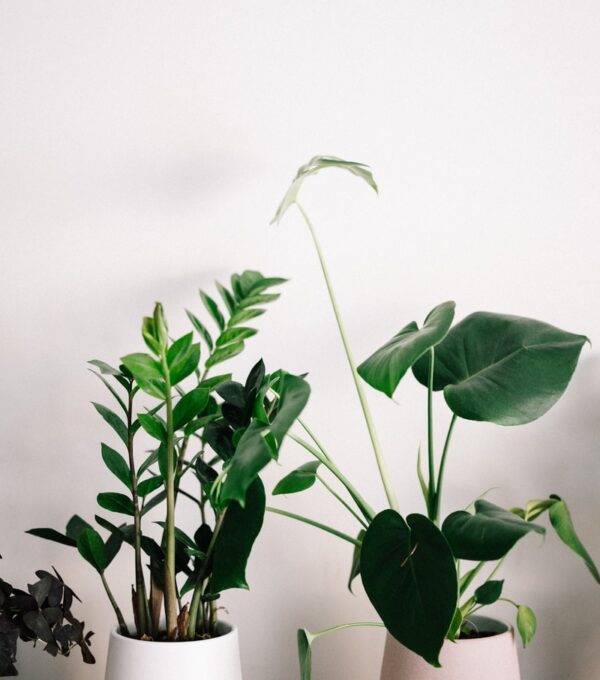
1 2 600 679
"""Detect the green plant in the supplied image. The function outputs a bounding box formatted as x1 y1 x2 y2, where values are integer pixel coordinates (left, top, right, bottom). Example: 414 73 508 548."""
269 157 599 676
0 563 94 676
29 271 310 641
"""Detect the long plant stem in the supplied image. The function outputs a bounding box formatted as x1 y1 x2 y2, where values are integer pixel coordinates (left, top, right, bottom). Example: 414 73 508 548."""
126 389 150 636
267 506 362 546
101 572 128 636
312 621 385 640
426 349 436 520
298 418 331 461
161 356 178 640
433 414 458 523
288 432 374 521
317 474 368 528
296 202 398 511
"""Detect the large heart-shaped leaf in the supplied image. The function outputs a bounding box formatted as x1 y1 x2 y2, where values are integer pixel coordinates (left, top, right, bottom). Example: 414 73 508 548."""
358 301 455 398
412 312 587 425
442 500 545 561
361 510 457 667
210 479 266 592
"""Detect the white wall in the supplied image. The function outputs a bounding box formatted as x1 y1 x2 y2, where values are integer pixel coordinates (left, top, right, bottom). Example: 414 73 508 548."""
1 2 600 679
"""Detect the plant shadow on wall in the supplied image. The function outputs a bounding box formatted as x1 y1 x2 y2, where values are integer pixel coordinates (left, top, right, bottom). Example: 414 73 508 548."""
267 157 600 679
27 271 310 647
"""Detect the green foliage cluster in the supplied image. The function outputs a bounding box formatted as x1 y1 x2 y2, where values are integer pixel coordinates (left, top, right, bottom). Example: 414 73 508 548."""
29 271 310 642
269 157 599 678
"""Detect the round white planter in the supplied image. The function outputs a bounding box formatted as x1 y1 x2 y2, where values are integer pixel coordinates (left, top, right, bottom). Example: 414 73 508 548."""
104 621 242 680
380 616 520 680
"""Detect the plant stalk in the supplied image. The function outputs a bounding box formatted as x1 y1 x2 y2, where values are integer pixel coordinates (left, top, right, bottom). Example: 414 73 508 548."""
267 506 362 546
296 202 398 511
433 414 458 523
101 572 128 636
426 349 436 520
317 474 368 528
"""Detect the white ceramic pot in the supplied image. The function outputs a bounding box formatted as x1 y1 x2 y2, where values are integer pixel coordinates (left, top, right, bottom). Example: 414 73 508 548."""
104 621 242 680
380 616 520 680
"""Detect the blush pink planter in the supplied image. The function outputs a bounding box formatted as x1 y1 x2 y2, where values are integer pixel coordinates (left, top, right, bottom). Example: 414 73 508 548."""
380 617 520 680
104 621 242 680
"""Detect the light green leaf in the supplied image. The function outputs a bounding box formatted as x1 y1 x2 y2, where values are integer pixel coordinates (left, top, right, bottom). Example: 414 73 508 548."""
137 413 167 442
273 461 320 495
412 312 588 425
205 341 245 369
272 156 378 225
216 327 257 348
169 342 200 385
200 291 225 331
120 352 165 398
549 496 600 583
516 605 537 647
358 301 455 398
186 310 214 351
173 387 209 430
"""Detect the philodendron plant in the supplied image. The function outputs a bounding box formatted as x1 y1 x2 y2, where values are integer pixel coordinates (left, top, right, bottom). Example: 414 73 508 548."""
0 561 94 676
268 157 599 677
29 271 310 642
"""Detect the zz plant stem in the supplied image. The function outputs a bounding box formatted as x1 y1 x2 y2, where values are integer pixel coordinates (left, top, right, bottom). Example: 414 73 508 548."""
295 202 398 512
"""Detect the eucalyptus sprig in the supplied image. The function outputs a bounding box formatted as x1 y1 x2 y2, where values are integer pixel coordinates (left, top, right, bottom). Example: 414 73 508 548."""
270 156 598 677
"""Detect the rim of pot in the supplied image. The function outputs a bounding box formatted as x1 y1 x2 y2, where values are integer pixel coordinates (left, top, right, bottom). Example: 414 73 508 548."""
109 620 236 643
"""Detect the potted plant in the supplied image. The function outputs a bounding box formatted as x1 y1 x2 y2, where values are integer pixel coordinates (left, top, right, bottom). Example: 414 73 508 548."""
28 270 310 680
0 559 94 676
268 157 599 680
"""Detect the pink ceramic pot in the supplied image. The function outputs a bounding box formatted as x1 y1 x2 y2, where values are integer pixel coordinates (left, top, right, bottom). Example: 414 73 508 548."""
380 616 520 680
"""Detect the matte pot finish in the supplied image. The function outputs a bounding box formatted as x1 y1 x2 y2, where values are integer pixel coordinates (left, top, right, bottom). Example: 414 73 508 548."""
380 617 520 680
104 622 242 680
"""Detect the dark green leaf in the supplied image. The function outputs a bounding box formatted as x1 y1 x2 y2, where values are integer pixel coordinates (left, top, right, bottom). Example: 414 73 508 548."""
105 532 123 567
137 413 167 442
215 381 246 408
348 530 365 593
273 461 320 495
412 312 588 425
516 605 536 647
199 373 232 391
169 342 200 385
97 492 135 516
92 403 128 446
270 373 311 448
173 388 209 430
272 156 378 225
88 368 127 413
76 528 107 572
549 496 600 583
65 515 93 542
211 479 266 592
200 291 225 331
358 301 455 398
137 449 159 478
442 500 545 561
137 476 163 497
474 580 504 605
361 510 457 667
101 444 131 489
186 310 214 351
26 528 76 548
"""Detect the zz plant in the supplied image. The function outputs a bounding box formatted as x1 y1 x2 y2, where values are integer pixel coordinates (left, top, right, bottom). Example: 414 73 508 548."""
29 271 310 641
268 157 599 677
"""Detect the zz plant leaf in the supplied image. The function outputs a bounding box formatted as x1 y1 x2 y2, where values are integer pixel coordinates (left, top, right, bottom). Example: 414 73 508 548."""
273 461 320 495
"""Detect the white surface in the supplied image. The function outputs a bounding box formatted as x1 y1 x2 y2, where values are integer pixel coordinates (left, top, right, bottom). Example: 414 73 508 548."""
105 624 242 680
1 3 600 680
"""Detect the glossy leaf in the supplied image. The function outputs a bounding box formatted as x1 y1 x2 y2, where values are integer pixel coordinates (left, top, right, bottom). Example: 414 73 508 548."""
173 388 209 430
273 461 320 495
358 301 455 397
120 353 165 399
361 510 457 667
186 310 214 351
101 444 131 489
97 492 135 516
205 341 244 369
169 339 200 386
211 479 266 592
26 528 76 548
200 291 225 331
216 327 257 348
137 476 163 497
516 605 537 647
272 156 378 225
412 312 587 425
65 515 93 542
76 528 107 573
270 373 311 448
137 413 167 442
442 500 545 561
549 496 600 583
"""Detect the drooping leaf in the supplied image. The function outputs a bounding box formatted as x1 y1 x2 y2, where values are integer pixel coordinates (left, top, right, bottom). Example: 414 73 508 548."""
101 444 131 489
88 360 121 376
412 312 588 425
516 604 537 647
92 403 128 446
273 461 320 495
220 423 272 505
26 528 76 548
548 496 600 583
297 628 314 680
272 156 378 225
474 580 504 605
76 528 107 573
361 510 457 667
211 479 266 592
97 492 135 516
524 498 557 521
358 301 455 398
442 500 545 561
